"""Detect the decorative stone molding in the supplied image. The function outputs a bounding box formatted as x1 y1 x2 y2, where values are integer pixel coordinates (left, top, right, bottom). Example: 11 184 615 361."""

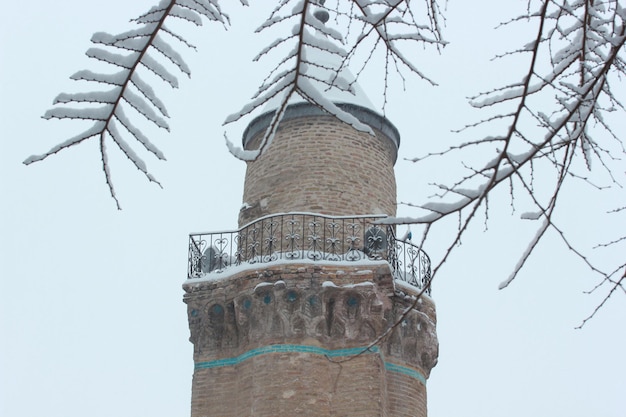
184 262 438 377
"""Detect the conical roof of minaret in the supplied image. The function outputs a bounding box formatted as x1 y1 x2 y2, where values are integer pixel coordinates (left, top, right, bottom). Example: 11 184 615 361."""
272 38 376 111
259 6 376 112
243 8 400 151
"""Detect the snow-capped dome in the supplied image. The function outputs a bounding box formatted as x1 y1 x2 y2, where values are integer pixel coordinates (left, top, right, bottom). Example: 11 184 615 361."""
240 4 400 152
261 4 375 113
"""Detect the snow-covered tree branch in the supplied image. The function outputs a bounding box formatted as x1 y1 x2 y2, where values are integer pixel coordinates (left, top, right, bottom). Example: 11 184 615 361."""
23 0 238 209
224 0 445 160
395 0 626 325
25 0 444 206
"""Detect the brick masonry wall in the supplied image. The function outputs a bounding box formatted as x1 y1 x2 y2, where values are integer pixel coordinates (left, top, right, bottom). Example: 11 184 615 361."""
239 116 398 227
386 372 428 417
183 263 437 417
191 350 385 417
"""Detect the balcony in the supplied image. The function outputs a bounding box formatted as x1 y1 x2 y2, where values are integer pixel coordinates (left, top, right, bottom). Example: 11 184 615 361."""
187 212 431 295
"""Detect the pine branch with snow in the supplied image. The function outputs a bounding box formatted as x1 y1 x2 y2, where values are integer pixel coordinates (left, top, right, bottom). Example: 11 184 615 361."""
24 0 238 209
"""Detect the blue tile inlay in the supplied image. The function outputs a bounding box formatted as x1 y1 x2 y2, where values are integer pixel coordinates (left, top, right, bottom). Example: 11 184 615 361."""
384 362 427 385
195 344 426 385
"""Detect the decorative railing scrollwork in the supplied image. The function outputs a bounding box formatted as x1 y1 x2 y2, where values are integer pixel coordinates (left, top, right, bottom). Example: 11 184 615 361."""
188 212 431 295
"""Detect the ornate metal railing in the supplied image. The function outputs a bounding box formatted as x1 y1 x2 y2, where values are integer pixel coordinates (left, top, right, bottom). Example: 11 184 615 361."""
188 212 431 294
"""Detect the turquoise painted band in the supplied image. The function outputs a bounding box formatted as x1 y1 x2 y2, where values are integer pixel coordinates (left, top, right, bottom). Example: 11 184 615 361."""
195 344 425 385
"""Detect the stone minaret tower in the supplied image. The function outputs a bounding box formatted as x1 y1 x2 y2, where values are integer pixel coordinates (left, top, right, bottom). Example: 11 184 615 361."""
184 11 438 417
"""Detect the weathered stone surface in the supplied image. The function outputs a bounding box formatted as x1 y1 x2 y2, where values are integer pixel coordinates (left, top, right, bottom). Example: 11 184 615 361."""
183 262 438 417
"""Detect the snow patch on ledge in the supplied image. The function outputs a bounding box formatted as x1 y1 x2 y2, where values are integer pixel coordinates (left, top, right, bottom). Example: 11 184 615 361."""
184 257 391 286
394 280 434 304
322 280 375 288
253 282 274 291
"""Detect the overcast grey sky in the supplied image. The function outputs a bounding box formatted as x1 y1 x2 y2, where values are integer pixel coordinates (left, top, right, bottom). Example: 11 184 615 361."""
1 1 624 417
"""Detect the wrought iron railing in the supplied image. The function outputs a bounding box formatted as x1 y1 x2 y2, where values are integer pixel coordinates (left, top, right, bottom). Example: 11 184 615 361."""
188 212 431 294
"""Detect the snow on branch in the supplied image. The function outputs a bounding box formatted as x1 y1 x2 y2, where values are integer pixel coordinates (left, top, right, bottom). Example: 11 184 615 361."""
224 0 445 160
28 0 445 203
24 0 232 209
397 0 626 325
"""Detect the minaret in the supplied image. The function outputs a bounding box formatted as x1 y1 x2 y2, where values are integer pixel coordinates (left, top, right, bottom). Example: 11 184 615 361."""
184 10 438 417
